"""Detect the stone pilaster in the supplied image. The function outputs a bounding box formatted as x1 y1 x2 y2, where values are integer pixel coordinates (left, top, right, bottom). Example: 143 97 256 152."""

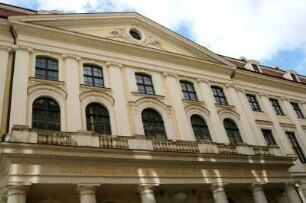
9 46 31 131
64 55 82 132
0 46 10 133
107 62 131 136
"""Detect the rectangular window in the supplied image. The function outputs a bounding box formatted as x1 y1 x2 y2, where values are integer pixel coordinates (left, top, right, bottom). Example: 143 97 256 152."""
269 98 284 115
246 94 261 112
286 132 306 163
180 81 197 101
135 73 155 95
291 102 304 118
211 86 228 105
261 129 277 146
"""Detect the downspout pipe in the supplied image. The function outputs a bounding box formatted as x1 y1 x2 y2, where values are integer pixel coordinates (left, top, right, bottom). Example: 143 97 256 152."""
3 25 17 140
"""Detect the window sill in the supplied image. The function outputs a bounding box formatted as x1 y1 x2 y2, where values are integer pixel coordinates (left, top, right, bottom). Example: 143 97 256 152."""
214 103 235 109
182 99 205 106
80 84 111 92
29 77 65 86
131 91 165 99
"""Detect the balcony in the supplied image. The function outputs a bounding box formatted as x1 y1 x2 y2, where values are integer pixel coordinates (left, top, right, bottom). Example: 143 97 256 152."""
8 128 283 157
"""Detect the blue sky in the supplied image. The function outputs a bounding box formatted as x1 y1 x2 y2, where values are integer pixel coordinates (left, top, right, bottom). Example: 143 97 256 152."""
2 0 306 75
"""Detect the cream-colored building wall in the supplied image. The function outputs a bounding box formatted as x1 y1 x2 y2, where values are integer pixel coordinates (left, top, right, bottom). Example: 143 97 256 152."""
4 21 306 161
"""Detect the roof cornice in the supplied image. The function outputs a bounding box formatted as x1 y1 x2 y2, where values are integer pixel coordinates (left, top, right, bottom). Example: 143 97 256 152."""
234 68 306 94
8 12 235 68
10 20 235 75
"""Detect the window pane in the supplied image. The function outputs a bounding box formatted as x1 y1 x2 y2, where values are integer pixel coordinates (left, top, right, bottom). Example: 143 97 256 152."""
142 109 166 139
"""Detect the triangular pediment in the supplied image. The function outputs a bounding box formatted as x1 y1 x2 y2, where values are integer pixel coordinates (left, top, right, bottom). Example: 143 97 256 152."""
10 13 234 67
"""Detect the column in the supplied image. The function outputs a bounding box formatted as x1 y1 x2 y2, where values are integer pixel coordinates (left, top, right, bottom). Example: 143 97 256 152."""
236 89 266 145
77 184 99 203
9 47 30 131
259 94 294 155
164 73 193 140
227 85 257 145
5 185 28 203
107 62 131 136
138 184 156 203
251 183 268 203
0 47 10 134
64 55 82 132
197 79 228 142
211 184 228 203
285 183 302 203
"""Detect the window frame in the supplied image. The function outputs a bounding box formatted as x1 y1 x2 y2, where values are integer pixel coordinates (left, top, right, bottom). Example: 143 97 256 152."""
141 108 167 139
35 56 59 81
269 98 284 115
32 97 61 131
291 102 305 118
246 94 262 112
135 73 155 95
190 115 211 141
223 119 243 144
252 64 260 73
290 73 299 82
180 80 198 101
86 103 111 135
261 129 277 146
211 86 228 105
286 131 306 163
83 64 104 87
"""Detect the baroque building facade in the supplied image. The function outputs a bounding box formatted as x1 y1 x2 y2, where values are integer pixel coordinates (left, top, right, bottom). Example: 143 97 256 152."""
1 3 306 203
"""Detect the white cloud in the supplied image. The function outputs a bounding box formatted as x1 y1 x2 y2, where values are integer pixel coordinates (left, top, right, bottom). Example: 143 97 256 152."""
2 0 306 71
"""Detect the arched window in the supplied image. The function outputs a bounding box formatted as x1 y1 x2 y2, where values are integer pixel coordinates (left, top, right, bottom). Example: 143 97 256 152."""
211 86 228 105
35 56 59 80
135 73 155 95
83 64 104 87
180 81 197 101
191 115 211 141
224 119 243 144
32 97 60 131
141 108 166 139
86 103 111 135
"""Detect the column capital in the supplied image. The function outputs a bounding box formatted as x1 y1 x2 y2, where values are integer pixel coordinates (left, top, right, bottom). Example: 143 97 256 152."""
13 45 33 53
225 83 235 89
280 96 290 102
5 185 29 196
258 92 268 98
0 45 12 52
62 54 81 61
163 72 177 79
138 184 157 194
285 182 297 190
106 61 123 68
211 183 227 194
251 183 264 191
77 184 100 192
196 78 210 84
